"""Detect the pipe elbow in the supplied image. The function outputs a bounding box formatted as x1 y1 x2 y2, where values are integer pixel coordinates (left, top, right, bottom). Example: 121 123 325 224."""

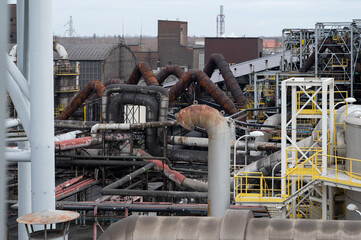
53 43 69 60
175 105 229 136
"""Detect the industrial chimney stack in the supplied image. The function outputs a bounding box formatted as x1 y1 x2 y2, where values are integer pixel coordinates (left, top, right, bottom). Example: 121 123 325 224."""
217 5 225 37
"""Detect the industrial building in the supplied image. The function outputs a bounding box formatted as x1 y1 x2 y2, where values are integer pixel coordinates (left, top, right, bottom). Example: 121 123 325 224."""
3 1 361 240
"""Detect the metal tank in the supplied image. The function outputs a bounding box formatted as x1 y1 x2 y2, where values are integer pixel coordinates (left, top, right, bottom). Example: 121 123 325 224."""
345 112 361 220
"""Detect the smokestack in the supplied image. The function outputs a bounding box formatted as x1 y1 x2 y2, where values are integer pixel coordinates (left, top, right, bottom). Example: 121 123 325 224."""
217 5 225 37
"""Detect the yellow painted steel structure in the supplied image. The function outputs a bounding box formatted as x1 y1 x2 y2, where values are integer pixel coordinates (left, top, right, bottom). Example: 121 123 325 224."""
54 64 80 76
234 147 361 217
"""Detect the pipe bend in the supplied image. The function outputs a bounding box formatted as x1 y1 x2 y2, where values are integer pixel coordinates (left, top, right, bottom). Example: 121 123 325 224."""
175 104 230 136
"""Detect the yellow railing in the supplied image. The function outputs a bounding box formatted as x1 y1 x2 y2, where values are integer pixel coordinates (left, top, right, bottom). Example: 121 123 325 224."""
54 64 80 75
296 90 348 116
234 147 361 208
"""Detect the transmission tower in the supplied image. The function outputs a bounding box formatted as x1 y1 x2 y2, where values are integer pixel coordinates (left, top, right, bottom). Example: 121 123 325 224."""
64 16 77 37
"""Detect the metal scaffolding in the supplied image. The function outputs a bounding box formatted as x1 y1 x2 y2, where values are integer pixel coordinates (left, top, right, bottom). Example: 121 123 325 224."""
282 29 315 71
315 21 361 95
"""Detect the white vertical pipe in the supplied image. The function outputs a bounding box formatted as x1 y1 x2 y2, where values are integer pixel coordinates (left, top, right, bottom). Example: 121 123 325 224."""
291 85 297 160
321 80 327 177
0 0 8 238
29 0 55 213
281 80 287 196
6 71 31 134
322 185 327 220
17 1 32 239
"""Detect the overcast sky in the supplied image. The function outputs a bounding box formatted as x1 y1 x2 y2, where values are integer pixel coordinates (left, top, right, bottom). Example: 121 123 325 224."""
12 0 361 37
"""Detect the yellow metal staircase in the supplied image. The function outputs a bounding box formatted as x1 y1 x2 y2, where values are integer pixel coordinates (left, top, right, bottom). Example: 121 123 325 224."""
234 148 361 218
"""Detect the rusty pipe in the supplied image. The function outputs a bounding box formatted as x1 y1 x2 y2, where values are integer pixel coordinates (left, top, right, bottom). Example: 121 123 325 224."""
156 65 185 85
203 53 246 107
87 78 122 102
58 81 105 120
126 62 159 86
176 105 231 217
169 70 237 114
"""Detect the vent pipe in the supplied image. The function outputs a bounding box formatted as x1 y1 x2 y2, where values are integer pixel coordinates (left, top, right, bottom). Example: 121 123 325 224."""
176 105 230 217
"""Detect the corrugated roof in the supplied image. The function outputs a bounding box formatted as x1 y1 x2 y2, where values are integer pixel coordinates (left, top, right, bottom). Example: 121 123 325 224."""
54 43 119 61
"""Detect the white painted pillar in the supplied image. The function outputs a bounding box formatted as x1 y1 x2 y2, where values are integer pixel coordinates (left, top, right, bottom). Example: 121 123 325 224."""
321 80 328 177
17 2 32 239
29 0 55 213
281 80 287 196
0 0 8 238
322 185 327 220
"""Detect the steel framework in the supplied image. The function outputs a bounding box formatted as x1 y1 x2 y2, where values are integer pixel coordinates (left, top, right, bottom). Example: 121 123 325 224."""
282 29 315 71
315 21 361 94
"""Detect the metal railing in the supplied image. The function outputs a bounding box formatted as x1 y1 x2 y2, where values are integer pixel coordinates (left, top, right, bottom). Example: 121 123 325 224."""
234 147 361 213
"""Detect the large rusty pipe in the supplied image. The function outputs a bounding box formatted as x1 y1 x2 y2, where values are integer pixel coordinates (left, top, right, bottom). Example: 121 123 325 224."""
176 105 231 217
156 65 185 85
126 62 159 86
58 81 105 120
169 70 237 114
203 53 246 107
87 78 122 102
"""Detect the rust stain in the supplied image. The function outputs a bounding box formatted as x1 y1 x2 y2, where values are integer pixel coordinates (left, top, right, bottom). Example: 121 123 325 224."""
126 62 159 86
156 65 185 85
203 53 246 108
169 70 237 114
17 209 79 225
58 81 105 120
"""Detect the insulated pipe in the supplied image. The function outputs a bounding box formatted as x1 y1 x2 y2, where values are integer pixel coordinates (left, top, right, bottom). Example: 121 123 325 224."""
6 55 30 100
119 144 208 191
101 189 208 198
58 80 105 120
155 65 185 85
126 62 159 86
5 118 21 129
99 209 361 240
250 113 281 156
54 120 98 129
87 78 122 102
108 92 159 153
54 134 130 151
176 105 231 217
103 162 155 190
5 151 31 162
101 84 169 123
91 121 178 138
169 70 237 114
53 130 82 142
168 136 282 151
203 53 246 107
6 71 31 137
239 106 361 177
29 0 55 215
53 41 68 60
9 45 17 62
0 1 7 234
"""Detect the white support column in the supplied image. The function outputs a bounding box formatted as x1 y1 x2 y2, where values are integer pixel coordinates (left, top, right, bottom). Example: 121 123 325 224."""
281 80 287 196
321 80 328 177
29 0 55 213
0 0 8 238
17 1 32 239
329 82 334 157
328 186 334 219
322 185 327 220
291 86 297 161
